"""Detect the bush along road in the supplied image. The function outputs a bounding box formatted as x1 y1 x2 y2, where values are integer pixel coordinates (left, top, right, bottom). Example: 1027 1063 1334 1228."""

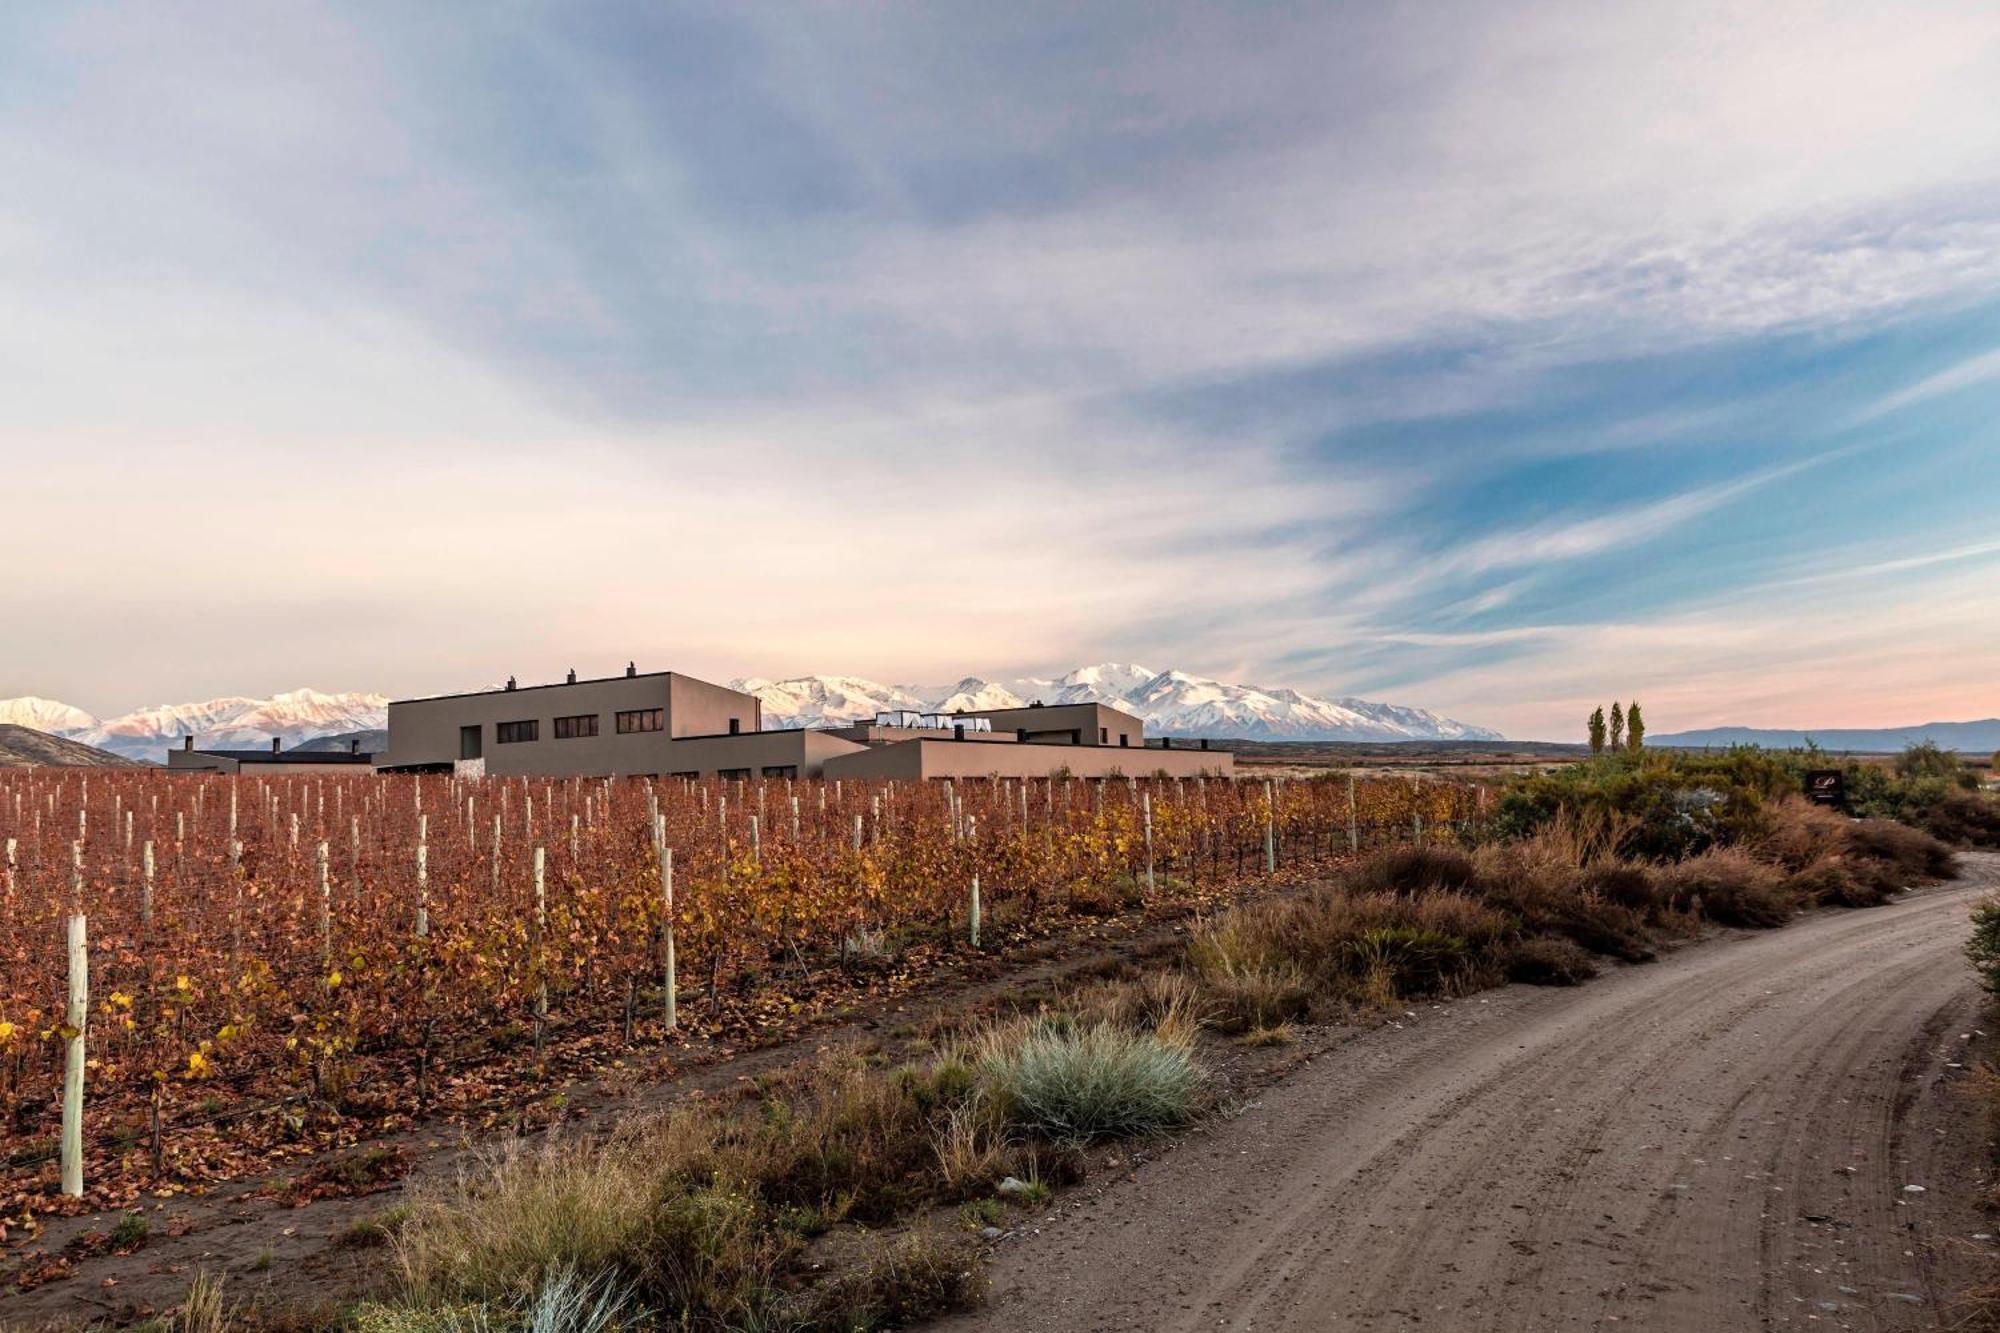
939 854 2000 1333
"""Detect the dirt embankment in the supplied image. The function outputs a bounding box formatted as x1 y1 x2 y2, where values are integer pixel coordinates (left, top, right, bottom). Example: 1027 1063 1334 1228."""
940 853 2000 1332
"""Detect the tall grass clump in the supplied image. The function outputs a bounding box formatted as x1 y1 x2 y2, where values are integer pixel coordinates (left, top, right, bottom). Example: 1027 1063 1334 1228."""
1660 848 1795 927
390 1054 1003 1331
976 1018 1203 1144
1188 887 1510 1018
394 1137 650 1305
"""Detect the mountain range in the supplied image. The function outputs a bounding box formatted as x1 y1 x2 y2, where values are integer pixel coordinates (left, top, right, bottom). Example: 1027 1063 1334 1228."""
731 663 1504 742
0 690 390 761
1651 719 2000 753
0 666 1500 761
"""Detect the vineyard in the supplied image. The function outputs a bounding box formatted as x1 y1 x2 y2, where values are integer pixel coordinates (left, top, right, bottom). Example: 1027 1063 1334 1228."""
0 768 1480 1211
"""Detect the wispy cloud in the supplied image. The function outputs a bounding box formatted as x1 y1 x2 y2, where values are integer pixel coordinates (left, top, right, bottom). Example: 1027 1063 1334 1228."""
0 2 1997 728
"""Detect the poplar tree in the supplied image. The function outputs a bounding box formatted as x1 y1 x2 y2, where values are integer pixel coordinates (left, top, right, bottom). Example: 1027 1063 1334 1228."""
1609 701 1625 750
1588 707 1607 754
1627 701 1645 752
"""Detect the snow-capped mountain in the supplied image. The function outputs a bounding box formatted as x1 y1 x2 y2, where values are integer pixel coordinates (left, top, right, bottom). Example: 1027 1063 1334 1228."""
739 664 1501 741
9 665 1498 758
729 676 930 730
0 689 390 761
0 696 100 735
930 677 1028 714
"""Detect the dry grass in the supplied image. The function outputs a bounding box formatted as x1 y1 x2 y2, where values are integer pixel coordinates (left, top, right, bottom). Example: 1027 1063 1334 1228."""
1189 887 1510 1018
974 1018 1205 1145
1661 848 1796 927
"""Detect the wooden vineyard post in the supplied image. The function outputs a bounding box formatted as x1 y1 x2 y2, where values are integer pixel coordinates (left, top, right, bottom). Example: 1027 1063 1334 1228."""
415 816 430 939
62 912 87 1198
969 873 981 950
655 818 676 1032
533 846 548 1054
1348 772 1360 853
851 813 862 851
229 838 244 963
1264 781 1276 874
749 815 761 865
140 839 155 935
1142 792 1155 896
317 840 331 968
1413 809 1424 846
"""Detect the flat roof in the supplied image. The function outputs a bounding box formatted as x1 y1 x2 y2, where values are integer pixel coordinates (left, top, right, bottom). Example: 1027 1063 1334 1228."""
185 749 375 764
388 670 677 706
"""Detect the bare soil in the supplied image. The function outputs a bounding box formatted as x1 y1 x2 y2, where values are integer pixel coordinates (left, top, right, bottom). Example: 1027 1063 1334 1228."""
939 853 2000 1332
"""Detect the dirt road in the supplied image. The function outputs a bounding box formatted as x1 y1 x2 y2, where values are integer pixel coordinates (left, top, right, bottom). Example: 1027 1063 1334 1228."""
943 854 2000 1332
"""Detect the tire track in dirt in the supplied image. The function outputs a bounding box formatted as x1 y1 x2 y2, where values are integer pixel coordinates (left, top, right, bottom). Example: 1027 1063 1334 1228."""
939 854 2000 1332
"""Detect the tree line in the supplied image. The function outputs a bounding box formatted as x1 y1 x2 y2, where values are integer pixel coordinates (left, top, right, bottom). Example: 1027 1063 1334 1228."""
1587 701 1645 754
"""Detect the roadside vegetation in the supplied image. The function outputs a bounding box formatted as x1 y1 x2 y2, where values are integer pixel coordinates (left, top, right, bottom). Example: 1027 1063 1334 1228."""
122 745 2000 1331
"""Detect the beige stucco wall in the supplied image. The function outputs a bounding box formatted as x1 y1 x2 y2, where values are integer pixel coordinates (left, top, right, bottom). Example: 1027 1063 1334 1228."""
820 739 1233 781
165 752 374 776
668 673 762 738
654 729 863 778
380 673 678 775
949 702 1147 748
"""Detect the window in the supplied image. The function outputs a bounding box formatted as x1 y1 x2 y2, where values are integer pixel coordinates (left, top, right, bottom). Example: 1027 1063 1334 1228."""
1119 733 1129 747
616 708 664 734
496 720 538 744
670 771 699 779
1099 727 1108 744
459 725 482 760
718 768 751 780
554 714 599 739
762 765 797 778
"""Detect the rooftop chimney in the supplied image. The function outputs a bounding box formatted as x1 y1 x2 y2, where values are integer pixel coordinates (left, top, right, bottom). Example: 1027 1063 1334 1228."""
350 738 362 755
567 668 577 684
505 676 517 691
183 735 194 752
271 736 282 754
626 661 637 677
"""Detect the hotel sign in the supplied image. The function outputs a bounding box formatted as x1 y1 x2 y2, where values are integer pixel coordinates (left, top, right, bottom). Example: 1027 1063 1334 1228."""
1804 769 1845 808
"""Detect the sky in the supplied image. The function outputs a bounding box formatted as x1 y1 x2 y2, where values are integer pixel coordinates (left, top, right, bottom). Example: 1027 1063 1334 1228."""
2 2 1997 741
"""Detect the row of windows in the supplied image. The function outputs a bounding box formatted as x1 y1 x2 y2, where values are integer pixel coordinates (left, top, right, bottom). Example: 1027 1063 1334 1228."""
492 709 665 744
617 708 664 734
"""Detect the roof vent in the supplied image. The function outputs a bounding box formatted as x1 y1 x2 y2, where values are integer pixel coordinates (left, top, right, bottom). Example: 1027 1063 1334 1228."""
183 735 194 752
350 738 362 754
567 668 577 684
505 676 517 691
626 661 637 677
271 737 282 754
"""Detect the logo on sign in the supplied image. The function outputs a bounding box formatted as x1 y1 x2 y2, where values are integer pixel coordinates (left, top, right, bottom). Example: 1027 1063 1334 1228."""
1804 769 1845 808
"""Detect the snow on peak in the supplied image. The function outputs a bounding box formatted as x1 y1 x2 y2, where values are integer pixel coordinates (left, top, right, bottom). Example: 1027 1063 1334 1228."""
932 678 1027 714
38 689 394 761
748 665 1500 741
730 675 930 728
0 696 101 735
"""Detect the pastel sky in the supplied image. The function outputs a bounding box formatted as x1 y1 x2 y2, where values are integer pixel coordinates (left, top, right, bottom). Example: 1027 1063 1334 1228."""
4 2 1998 740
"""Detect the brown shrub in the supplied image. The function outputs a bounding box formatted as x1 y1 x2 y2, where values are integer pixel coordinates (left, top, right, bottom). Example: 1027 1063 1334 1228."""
1921 791 2000 847
1502 937 1599 986
1471 843 1655 961
1784 855 1888 909
1189 887 1510 1009
1343 846 1479 896
1848 818 1958 880
1662 848 1796 928
1754 797 1852 873
1579 861 1659 913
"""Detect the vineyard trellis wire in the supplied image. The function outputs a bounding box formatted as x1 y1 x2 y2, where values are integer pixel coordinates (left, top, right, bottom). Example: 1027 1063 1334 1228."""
0 768 1483 1198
